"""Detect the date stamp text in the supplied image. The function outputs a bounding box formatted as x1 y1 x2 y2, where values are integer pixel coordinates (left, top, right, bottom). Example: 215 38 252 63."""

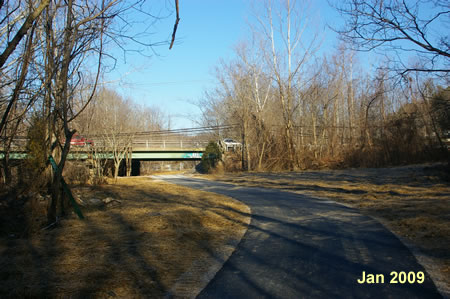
357 271 425 284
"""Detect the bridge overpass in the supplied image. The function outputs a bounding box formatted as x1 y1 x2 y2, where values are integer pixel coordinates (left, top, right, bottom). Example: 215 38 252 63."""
0 123 239 164
0 140 207 161
128 139 206 160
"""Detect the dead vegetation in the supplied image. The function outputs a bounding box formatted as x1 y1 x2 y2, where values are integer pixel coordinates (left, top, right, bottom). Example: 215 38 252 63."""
205 163 450 293
0 177 250 298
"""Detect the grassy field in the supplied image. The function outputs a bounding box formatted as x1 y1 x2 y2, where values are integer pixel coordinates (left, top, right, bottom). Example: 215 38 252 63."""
0 177 250 298
205 163 450 296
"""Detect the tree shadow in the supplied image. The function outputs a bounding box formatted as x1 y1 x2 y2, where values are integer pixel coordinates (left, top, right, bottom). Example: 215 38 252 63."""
159 176 442 298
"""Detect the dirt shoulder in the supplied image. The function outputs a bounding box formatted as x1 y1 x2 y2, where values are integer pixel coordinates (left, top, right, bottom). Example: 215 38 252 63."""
0 177 250 298
204 163 450 296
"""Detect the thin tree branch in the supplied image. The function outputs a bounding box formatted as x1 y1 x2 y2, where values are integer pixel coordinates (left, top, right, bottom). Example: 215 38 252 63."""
169 0 180 50
0 0 50 69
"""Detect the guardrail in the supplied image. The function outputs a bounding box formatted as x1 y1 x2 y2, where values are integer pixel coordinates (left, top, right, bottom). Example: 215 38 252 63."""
131 140 208 149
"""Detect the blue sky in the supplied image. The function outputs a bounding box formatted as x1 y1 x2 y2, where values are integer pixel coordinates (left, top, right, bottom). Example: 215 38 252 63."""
104 0 343 129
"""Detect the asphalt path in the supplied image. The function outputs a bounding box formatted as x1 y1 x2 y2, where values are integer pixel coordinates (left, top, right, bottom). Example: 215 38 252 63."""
154 175 442 299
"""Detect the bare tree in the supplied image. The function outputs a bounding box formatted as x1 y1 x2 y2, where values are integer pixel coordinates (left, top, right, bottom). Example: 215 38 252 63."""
0 1 51 185
253 0 321 169
88 89 134 179
332 0 450 78
38 0 173 221
235 42 274 170
200 1 445 170
0 21 37 184
76 88 165 180
0 0 178 223
39 0 115 221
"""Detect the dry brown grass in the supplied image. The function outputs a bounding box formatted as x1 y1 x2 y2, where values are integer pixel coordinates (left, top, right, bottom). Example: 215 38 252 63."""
0 177 250 298
204 164 450 294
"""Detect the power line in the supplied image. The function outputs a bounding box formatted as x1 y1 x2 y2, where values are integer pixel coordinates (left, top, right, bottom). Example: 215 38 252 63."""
86 124 240 138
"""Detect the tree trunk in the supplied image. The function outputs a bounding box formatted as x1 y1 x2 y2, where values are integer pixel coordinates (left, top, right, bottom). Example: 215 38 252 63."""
1 155 11 185
48 131 74 223
285 125 294 169
241 129 247 171
114 160 120 179
258 141 266 171
126 147 132 177
246 139 251 171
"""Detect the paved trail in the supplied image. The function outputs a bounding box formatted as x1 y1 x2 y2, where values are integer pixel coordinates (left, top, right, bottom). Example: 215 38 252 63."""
155 175 442 299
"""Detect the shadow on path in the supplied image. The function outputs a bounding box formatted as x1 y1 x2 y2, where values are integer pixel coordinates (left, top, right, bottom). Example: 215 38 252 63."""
158 176 442 299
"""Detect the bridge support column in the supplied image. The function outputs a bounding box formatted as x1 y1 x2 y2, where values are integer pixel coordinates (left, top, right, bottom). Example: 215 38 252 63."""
131 160 141 176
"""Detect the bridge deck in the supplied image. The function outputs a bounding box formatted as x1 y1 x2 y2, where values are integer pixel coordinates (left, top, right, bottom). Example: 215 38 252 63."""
0 148 205 161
